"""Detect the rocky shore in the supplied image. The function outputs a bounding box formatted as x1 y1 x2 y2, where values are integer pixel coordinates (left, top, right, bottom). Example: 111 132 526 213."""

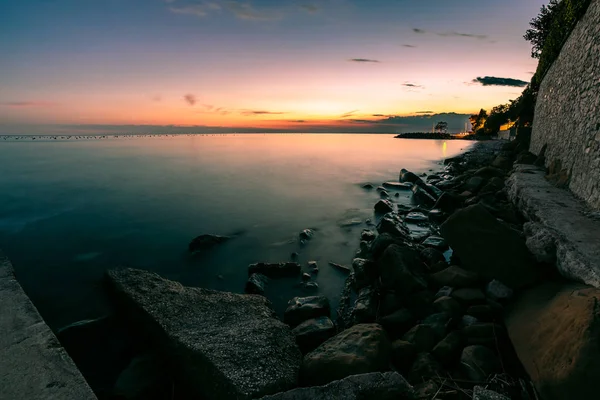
52 139 600 400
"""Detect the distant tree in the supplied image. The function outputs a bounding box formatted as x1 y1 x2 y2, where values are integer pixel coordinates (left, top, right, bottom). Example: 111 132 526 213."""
434 121 448 134
469 109 488 134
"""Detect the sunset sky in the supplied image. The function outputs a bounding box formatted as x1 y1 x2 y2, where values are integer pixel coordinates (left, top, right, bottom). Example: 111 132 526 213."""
0 0 546 133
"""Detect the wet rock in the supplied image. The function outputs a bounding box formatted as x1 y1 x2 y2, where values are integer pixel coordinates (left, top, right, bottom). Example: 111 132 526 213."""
301 273 311 281
308 261 318 271
472 386 510 400
394 192 400 198
432 331 464 366
112 353 168 400
523 222 557 264
353 286 378 324
328 262 351 273
189 234 230 253
379 309 415 338
431 266 479 288
427 209 447 224
480 177 505 194
433 296 462 317
485 280 513 302
422 312 451 339
248 262 301 278
435 286 454 298
290 252 299 261
299 229 314 240
301 281 319 291
451 288 486 304
421 236 448 251
419 247 446 270
285 296 331 328
300 324 392 386
516 151 537 165
380 190 390 198
404 212 429 223
433 192 463 214
377 213 410 238
464 176 485 193
376 186 387 192
491 155 513 170
474 166 505 179
383 181 412 190
408 353 442 383
361 229 376 242
459 345 500 382
374 200 394 214
411 185 436 208
246 273 269 295
379 245 427 294
369 233 405 259
391 340 417 372
460 315 479 328
440 204 539 289
362 183 374 190
352 258 377 290
402 325 437 353
292 317 336 354
260 372 414 400
399 169 421 184
105 268 301 399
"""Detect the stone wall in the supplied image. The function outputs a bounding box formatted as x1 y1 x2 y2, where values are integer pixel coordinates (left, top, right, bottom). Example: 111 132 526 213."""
530 0 600 209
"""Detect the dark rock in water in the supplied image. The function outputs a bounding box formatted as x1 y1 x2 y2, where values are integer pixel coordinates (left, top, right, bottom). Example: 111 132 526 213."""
394 192 400 198
391 340 417 372
433 296 462 317
189 234 230 253
421 236 448 251
430 266 479 288
291 252 299 260
361 229 376 242
292 317 336 354
433 192 462 214
352 286 378 324
362 183 374 190
301 273 311 281
308 261 318 270
404 212 428 223
402 324 437 353
246 273 269 295
379 308 415 338
411 185 436 207
452 288 486 304
383 182 412 190
376 186 387 192
369 233 405 260
260 372 414 400
299 229 314 240
301 281 319 291
285 296 331 327
300 324 392 386
473 386 510 400
408 353 442 383
379 190 390 198
352 258 377 290
104 268 301 399
329 262 351 273
248 262 301 278
427 209 446 224
432 331 464 366
112 353 168 400
374 199 394 214
399 169 421 184
440 204 539 289
459 345 500 382
420 247 446 269
377 213 410 238
379 245 426 293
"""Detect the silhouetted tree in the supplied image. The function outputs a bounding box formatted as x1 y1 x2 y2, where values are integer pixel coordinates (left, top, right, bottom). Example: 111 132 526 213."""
469 109 488 134
434 121 448 134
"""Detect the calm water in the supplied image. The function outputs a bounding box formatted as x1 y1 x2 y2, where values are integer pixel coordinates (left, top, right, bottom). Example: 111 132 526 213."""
0 134 473 329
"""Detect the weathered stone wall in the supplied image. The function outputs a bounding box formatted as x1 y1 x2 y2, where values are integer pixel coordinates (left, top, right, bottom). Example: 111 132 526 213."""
530 0 600 209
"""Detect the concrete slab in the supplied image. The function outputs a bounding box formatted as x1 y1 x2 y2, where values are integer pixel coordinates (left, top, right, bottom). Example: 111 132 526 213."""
0 251 97 400
506 165 600 287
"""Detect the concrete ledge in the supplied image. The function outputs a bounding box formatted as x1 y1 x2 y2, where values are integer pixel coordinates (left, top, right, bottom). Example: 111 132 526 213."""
506 165 600 287
0 251 97 400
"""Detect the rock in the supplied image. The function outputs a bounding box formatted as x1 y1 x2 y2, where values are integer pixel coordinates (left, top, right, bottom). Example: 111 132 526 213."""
516 151 537 165
399 169 421 184
420 247 446 269
376 186 387 192
377 213 410 238
432 331 464 366
472 386 510 400
523 222 557 264
189 234 230 253
464 176 485 193
105 268 301 399
433 296 462 316
435 286 454 298
402 325 438 353
413 380 439 399
474 166 505 179
380 190 390 198
383 182 412 190
451 288 486 304
405 290 435 319
361 229 376 242
113 353 168 400
411 185 436 207
505 282 600 400
462 323 504 346
308 261 318 270
459 345 500 382
421 236 448 251
301 281 319 291
249 262 301 278
394 192 400 198
427 209 446 224
374 200 394 214
352 258 377 290
480 177 505 194
485 280 513 302
421 312 451 339
491 155 513 170
299 229 314 240
404 212 429 223
460 315 479 328
369 233 405 260
379 245 427 293
379 292 404 316
352 286 378 324
301 273 311 281
292 317 336 354
246 273 269 295
432 193 462 214
362 183 374 190
391 340 417 372
408 353 442 383
466 305 496 322
260 372 414 400
328 262 351 273
285 296 331 327
300 324 392 386
379 309 415 338
431 266 479 288
440 204 539 289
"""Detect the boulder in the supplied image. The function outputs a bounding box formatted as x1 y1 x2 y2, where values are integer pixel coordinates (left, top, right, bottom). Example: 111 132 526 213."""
260 372 414 400
361 229 376 242
464 176 485 193
284 296 331 327
352 286 378 324
432 193 463 214
391 340 417 372
369 233 405 260
432 331 464 366
292 317 336 354
459 345 500 382
451 288 486 304
300 324 392 386
374 200 394 214
299 229 314 240
379 245 427 294
377 213 410 238
421 236 448 251
505 283 600 400
379 309 415 337
383 182 412 190
104 268 301 399
189 234 230 253
480 177 505 194
248 262 301 278
402 325 437 353
485 280 513 302
246 273 269 295
408 353 442 383
466 305 496 322
399 169 421 184
405 290 435 319
472 386 510 400
491 155 513 170
380 190 390 198
112 353 168 400
440 205 539 289
404 212 428 223
362 183 374 190
433 296 462 317
420 247 446 269
411 185 436 208
430 266 479 288
474 166 505 179
352 258 377 290
421 312 451 339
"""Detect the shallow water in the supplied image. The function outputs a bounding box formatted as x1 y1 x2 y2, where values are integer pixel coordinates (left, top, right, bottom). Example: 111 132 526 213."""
0 134 473 329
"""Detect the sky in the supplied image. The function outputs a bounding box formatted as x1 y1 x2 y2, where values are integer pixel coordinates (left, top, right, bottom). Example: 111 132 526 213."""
0 0 547 134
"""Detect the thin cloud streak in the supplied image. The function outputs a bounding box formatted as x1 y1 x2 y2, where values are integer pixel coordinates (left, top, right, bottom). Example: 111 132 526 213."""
0 101 56 108
348 58 381 63
413 28 488 40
